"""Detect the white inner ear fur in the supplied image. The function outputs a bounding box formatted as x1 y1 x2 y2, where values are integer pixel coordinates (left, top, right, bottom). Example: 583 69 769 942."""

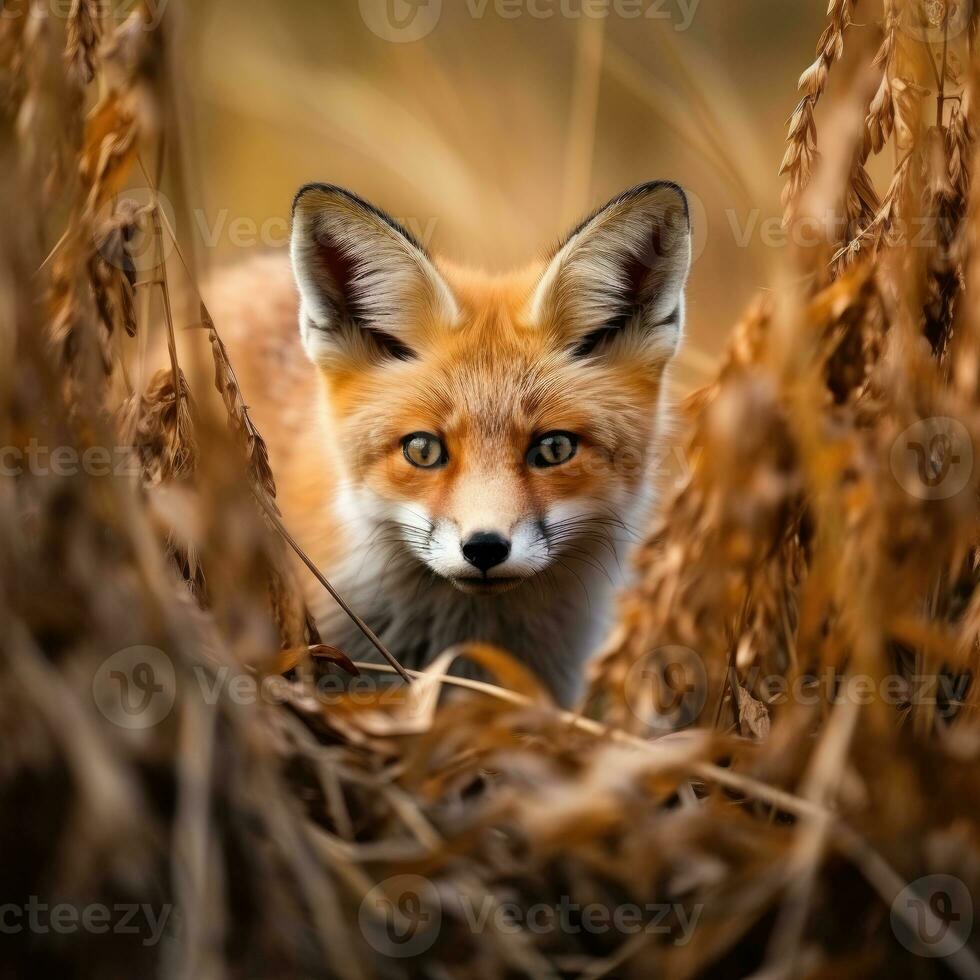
290 187 458 366
528 183 692 363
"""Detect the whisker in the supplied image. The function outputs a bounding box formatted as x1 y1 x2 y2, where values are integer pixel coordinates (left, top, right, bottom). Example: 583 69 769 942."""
558 546 614 585
551 557 591 609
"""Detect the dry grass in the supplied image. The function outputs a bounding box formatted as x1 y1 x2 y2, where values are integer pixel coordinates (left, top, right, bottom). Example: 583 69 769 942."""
2 1 980 978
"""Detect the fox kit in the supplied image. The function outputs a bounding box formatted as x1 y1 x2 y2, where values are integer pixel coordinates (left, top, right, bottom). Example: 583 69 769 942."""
210 181 692 706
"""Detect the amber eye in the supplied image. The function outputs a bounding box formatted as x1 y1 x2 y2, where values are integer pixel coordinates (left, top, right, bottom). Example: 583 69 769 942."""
527 431 578 468
402 432 447 469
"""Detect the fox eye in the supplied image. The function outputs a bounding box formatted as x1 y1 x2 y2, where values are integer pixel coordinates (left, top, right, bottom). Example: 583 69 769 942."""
402 432 447 469
527 431 578 468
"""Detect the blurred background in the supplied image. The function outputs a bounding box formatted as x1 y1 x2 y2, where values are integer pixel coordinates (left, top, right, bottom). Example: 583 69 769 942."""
181 0 825 393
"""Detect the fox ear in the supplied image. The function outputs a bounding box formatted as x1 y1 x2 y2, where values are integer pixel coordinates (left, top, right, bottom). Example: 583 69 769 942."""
529 182 692 366
290 184 457 367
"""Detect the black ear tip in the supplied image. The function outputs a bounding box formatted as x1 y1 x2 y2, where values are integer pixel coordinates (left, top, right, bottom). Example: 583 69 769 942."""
664 182 691 227
291 182 352 217
628 180 691 231
290 183 429 255
560 181 691 248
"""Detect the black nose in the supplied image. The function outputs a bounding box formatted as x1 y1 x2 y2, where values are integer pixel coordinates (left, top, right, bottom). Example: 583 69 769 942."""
462 532 511 573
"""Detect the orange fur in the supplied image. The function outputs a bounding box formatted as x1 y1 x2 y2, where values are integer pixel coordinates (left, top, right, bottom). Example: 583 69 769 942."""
207 182 691 705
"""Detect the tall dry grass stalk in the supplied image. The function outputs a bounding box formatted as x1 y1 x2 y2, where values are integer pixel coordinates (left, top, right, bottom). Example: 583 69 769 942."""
2 1 980 977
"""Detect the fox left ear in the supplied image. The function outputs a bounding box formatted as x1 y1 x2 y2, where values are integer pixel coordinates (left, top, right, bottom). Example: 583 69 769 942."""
290 184 458 368
529 181 692 365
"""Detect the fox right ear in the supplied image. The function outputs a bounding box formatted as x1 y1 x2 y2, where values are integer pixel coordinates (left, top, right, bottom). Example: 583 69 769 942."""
290 184 457 368
529 181 692 369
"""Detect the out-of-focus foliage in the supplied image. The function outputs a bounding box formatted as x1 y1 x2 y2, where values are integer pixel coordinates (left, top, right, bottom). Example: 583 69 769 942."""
2 2 980 979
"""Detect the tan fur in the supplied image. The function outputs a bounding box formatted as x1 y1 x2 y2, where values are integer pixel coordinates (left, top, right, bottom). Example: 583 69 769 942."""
206 183 690 705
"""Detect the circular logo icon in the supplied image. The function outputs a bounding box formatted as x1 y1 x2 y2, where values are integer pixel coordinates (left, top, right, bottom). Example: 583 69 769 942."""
358 874 441 958
358 0 442 42
686 187 709 265
891 874 973 958
625 645 707 733
900 1 973 42
92 646 176 730
93 186 177 275
890 417 973 501
634 188 707 273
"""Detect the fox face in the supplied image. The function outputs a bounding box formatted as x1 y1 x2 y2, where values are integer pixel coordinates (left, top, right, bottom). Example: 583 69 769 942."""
290 182 691 598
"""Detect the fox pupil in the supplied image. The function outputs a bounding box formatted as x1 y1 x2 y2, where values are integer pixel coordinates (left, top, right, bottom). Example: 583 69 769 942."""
404 433 445 468
529 433 576 468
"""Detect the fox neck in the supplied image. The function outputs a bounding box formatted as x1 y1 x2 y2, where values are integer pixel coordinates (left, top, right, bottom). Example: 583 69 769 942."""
307 482 650 707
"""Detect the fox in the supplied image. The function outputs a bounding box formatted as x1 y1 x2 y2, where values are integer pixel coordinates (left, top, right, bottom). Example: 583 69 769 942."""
208 181 692 706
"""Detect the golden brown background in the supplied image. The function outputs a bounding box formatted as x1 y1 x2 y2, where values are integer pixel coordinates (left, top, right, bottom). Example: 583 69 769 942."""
182 0 825 392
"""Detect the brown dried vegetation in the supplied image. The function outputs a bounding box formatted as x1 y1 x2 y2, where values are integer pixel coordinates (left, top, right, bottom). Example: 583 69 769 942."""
2 1 980 978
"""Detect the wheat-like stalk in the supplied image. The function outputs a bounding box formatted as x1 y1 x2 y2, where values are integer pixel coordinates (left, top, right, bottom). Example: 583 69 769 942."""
2 2 980 978
780 0 859 221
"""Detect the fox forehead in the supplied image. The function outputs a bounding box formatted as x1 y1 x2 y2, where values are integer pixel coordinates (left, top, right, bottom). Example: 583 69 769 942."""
328 261 661 455
291 180 691 482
